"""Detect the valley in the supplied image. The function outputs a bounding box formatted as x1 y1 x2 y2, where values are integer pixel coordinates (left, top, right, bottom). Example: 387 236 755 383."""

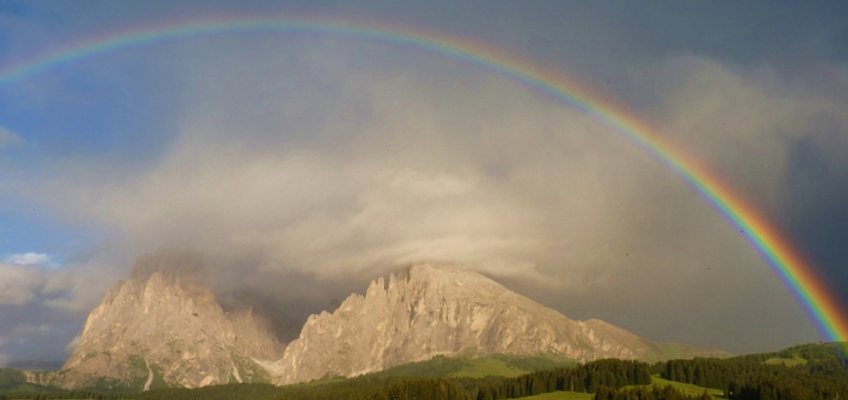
25 248 726 390
1 342 845 399
0 250 844 399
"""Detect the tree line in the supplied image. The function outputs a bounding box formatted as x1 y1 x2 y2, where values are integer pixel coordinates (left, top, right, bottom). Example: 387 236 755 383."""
2 342 846 400
594 386 712 400
473 359 652 400
656 343 848 400
0 359 650 400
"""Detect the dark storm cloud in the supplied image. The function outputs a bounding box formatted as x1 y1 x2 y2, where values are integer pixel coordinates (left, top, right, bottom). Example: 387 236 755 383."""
7 39 844 355
0 304 84 366
783 126 848 306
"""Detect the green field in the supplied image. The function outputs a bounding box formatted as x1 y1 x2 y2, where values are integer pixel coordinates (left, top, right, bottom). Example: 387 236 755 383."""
520 390 595 400
519 376 722 400
1 342 844 400
764 357 807 367
647 376 724 398
448 358 529 378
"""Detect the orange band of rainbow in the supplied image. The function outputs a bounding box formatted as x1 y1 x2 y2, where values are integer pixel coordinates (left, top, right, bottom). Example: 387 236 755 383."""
1 16 845 344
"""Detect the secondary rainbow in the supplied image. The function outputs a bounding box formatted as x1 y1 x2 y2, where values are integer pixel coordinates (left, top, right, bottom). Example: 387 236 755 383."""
1 16 846 344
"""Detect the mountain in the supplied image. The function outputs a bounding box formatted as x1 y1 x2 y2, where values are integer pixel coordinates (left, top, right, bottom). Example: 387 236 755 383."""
43 256 727 389
272 264 727 384
48 247 286 390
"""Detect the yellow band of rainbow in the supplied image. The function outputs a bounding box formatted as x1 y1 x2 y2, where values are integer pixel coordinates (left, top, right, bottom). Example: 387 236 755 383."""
1 16 845 344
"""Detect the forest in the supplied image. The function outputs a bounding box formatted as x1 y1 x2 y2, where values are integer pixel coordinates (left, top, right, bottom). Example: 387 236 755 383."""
0 342 844 400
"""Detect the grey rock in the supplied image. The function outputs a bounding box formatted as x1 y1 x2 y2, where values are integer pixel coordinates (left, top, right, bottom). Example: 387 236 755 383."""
41 258 728 389
273 264 726 384
50 247 285 390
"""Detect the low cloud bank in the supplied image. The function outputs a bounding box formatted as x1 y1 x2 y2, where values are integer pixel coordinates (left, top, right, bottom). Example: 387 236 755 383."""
3 40 846 357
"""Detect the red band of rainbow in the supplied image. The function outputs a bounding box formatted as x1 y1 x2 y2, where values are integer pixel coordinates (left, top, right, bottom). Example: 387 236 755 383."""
1 16 845 344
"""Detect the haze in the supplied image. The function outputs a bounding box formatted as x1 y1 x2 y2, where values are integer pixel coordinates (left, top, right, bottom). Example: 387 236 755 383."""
1 1 847 365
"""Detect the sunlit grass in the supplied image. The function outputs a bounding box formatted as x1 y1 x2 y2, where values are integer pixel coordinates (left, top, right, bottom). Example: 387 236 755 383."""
448 358 528 378
520 390 595 399
764 357 807 367
646 376 723 398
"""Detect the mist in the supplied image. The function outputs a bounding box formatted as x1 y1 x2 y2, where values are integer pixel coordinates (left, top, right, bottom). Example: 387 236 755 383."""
3 35 846 359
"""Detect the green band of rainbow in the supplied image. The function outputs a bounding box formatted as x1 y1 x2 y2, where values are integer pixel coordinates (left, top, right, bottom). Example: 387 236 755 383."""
1 16 846 344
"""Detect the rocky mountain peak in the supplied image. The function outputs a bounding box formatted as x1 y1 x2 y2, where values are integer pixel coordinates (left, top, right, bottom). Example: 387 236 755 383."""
399 264 512 299
49 259 728 390
273 264 629 384
51 248 286 390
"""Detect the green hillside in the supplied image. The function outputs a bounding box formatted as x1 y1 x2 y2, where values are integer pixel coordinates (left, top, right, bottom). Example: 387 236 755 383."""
0 368 56 393
646 376 723 398
520 390 595 400
0 368 27 391
521 376 721 400
359 354 579 380
0 342 845 400
763 356 807 366
733 341 845 364
448 358 528 378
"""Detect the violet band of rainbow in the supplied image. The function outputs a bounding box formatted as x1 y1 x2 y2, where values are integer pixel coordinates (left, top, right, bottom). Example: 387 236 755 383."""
1 16 845 345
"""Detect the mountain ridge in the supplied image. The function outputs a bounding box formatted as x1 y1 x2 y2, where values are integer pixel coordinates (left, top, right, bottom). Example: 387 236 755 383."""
29 255 729 389
44 247 286 390
272 264 728 384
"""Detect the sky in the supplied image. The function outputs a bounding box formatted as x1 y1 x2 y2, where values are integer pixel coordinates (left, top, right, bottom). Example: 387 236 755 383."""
1 0 847 364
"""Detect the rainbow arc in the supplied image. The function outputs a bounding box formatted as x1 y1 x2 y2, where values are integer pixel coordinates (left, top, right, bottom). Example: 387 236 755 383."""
1 16 845 344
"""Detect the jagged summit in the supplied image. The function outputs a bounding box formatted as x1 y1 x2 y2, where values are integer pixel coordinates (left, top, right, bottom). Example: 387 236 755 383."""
397 263 507 293
51 260 727 389
273 263 692 384
51 248 285 390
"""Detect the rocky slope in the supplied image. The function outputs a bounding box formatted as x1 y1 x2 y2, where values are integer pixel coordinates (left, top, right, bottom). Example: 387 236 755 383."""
50 247 286 390
45 256 728 389
273 264 726 384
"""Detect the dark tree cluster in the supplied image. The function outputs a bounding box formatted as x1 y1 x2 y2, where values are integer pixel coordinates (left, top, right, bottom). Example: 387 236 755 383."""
728 342 847 366
474 359 653 400
658 346 848 400
0 391 131 400
8 359 648 400
4 344 846 400
725 374 847 400
594 385 711 400
129 378 466 400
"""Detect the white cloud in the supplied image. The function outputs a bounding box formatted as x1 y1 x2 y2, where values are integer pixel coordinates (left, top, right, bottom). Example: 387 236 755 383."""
0 126 23 148
4 253 54 267
0 262 43 305
1 41 842 352
0 254 99 310
41 258 125 312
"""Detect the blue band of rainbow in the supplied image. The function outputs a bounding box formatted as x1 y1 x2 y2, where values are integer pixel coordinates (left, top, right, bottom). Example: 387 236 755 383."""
2 16 845 344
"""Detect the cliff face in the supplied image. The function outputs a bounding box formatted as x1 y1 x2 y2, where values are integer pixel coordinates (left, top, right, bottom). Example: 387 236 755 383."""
51 258 728 389
54 248 285 390
273 264 695 384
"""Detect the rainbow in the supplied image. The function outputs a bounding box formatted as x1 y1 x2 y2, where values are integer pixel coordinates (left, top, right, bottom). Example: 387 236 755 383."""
1 16 846 344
